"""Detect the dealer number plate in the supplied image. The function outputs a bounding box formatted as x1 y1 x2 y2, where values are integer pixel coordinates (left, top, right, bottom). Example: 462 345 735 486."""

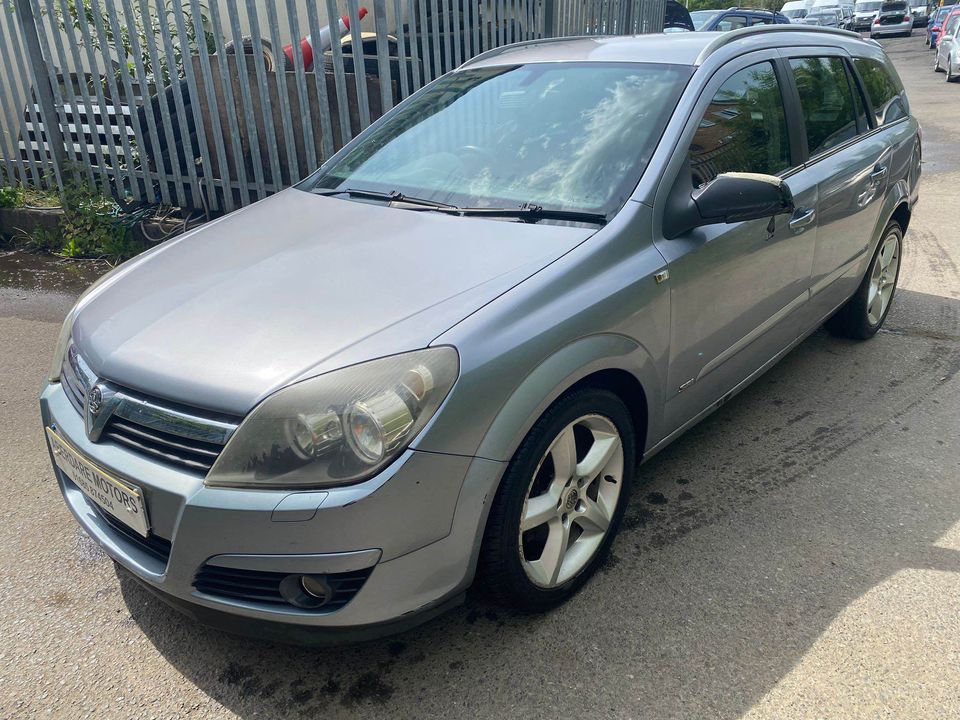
46 427 150 537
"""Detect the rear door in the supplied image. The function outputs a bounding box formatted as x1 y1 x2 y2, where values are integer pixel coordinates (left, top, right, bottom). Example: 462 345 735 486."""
779 47 890 322
652 52 819 434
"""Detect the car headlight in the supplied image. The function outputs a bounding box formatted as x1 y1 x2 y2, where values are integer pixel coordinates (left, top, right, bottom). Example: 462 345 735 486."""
205 347 459 489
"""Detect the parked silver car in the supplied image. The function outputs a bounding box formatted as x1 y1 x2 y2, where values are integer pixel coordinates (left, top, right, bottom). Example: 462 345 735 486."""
934 9 960 80
871 0 914 36
41 25 921 642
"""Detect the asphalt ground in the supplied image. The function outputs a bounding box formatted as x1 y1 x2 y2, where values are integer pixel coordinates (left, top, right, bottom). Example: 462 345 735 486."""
1 32 958 719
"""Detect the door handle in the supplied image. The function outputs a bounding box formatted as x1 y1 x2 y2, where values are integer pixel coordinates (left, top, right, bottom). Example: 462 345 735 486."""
870 165 888 182
788 207 816 234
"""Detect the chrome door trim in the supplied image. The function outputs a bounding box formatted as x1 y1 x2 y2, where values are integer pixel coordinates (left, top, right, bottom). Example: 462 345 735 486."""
695 289 809 382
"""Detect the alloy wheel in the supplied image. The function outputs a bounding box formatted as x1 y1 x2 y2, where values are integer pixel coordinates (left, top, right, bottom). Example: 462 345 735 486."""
867 230 900 326
519 415 624 588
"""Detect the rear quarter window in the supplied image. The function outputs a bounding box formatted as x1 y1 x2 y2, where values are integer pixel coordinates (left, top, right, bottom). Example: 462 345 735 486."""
852 56 908 127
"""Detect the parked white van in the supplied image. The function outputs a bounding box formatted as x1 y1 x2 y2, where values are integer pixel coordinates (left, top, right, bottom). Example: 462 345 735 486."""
781 0 810 18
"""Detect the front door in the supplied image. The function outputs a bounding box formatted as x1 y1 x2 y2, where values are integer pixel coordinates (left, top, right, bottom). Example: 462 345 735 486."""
652 53 819 436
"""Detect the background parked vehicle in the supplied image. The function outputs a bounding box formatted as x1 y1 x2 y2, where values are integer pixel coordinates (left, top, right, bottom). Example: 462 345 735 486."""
780 0 809 19
910 2 930 25
854 0 884 30
691 6 790 30
871 0 914 36
665 0 697 31
934 8 960 77
928 5 955 45
806 7 850 26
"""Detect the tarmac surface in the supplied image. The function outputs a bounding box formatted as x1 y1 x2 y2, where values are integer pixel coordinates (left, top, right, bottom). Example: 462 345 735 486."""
1 32 958 719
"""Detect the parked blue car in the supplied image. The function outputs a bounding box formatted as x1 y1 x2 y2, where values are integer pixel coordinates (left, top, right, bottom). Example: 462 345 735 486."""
690 6 791 30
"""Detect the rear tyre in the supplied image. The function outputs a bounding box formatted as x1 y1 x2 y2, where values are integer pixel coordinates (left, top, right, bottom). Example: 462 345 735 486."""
479 388 635 611
825 221 902 340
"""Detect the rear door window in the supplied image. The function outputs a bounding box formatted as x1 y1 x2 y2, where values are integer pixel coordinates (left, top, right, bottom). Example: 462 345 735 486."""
789 57 859 156
688 62 791 187
851 56 907 126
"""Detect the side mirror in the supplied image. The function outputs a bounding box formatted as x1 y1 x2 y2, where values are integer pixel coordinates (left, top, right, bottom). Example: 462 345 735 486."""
664 171 795 239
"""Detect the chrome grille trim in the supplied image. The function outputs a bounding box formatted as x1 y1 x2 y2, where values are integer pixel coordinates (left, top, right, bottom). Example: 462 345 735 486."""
58 342 241 475
108 420 222 458
111 390 238 446
61 344 94 414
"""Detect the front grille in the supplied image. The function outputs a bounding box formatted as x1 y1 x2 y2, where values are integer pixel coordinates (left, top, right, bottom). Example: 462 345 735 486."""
102 416 226 473
193 564 373 612
59 342 240 475
93 505 172 564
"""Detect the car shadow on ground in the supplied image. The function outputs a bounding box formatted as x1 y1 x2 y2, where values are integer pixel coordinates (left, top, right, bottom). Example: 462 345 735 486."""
118 287 960 719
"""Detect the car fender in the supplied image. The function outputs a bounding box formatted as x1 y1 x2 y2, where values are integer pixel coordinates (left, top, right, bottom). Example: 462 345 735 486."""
472 333 660 464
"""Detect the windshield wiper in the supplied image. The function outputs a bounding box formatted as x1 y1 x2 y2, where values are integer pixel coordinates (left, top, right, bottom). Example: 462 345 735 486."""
313 187 456 210
315 190 607 226
447 204 608 226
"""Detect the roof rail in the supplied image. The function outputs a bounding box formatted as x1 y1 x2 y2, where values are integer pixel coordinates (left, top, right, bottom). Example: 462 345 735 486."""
459 35 589 69
694 24 862 66
725 6 779 11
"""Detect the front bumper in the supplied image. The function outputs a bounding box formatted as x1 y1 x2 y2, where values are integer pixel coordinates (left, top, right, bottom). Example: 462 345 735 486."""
41 381 505 639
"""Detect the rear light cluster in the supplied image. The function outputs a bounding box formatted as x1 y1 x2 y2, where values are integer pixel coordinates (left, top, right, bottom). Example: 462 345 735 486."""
903 14 911 21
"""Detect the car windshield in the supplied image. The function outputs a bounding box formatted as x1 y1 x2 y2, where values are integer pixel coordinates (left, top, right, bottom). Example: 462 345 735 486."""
808 12 835 18
855 1 882 10
306 63 692 218
881 2 907 11
783 8 808 16
690 10 720 28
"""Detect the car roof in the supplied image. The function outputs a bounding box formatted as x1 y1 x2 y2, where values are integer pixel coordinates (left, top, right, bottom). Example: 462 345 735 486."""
462 26 866 69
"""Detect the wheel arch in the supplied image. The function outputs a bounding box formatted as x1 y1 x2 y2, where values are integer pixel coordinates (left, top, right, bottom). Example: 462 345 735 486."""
472 333 661 466
890 199 911 234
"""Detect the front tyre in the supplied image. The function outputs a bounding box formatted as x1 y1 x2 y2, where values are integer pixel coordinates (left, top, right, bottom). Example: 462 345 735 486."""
826 221 902 340
479 388 635 611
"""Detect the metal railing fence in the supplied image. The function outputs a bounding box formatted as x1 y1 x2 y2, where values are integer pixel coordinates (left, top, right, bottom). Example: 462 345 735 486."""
0 0 665 214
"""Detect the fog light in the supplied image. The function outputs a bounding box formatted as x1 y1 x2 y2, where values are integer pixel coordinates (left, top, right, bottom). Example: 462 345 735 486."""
278 573 332 608
300 575 332 601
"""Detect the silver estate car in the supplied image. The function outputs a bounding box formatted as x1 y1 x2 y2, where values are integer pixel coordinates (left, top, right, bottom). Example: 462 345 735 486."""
934 10 960 80
41 25 920 643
